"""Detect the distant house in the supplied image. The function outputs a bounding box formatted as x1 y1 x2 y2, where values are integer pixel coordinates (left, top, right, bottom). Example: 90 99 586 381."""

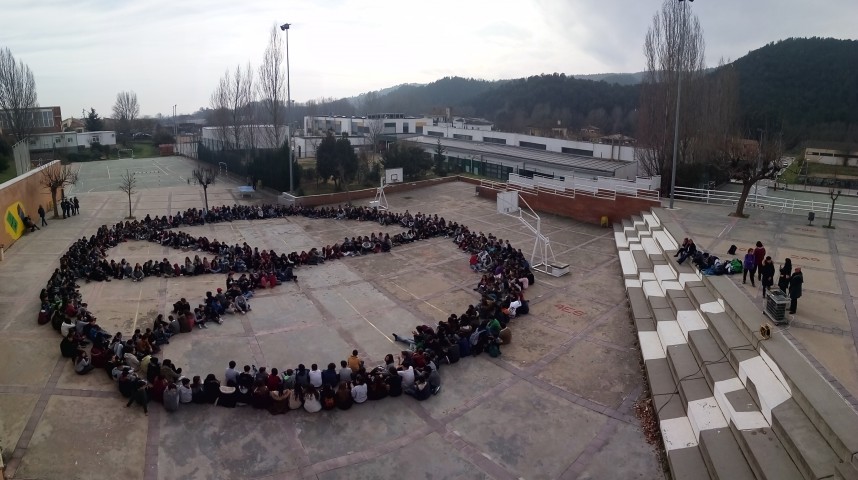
804 144 858 167
0 106 63 136
600 134 636 146
580 125 602 138
26 131 116 152
62 117 85 133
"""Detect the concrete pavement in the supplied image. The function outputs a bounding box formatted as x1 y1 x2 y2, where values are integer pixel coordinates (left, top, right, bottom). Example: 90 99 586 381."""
0 157 663 480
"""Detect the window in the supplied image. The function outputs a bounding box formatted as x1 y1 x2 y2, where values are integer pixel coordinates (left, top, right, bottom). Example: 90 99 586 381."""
416 126 423 134
453 134 473 141
483 136 506 145
426 130 444 137
519 141 546 150
68 138 73 143
384 122 396 128
562 147 593 156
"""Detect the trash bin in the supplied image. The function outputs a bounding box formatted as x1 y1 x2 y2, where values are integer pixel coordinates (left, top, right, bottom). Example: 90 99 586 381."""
600 216 609 228
808 211 815 225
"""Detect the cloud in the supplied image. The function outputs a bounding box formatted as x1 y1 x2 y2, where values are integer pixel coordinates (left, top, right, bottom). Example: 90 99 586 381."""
2 0 856 117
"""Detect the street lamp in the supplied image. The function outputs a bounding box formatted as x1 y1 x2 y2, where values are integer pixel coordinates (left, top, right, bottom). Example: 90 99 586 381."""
669 0 693 209
280 22 293 192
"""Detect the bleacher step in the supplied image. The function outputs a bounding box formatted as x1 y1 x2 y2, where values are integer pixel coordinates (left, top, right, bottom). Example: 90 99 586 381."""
732 426 803 480
669 446 713 480
699 428 756 480
771 399 840 480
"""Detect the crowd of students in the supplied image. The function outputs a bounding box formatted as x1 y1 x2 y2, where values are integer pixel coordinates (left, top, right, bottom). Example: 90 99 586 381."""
43 201 535 415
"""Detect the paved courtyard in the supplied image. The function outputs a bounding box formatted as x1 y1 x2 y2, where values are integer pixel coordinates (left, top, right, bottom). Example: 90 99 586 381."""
661 200 858 409
0 158 662 480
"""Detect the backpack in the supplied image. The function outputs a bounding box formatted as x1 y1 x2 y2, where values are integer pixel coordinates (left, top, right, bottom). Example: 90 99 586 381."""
323 394 335 409
730 258 743 273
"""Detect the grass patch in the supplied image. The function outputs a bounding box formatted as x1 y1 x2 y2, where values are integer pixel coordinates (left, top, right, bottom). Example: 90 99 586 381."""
784 159 858 184
130 142 159 159
0 163 15 184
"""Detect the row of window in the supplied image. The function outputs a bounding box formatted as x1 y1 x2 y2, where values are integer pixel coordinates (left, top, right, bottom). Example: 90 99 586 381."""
0 110 55 129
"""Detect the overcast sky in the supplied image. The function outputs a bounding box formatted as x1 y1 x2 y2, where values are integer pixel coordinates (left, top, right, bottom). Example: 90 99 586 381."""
3 0 856 118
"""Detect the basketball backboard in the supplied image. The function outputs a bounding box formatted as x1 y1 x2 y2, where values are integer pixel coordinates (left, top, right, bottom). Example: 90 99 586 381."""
497 190 519 214
385 168 403 185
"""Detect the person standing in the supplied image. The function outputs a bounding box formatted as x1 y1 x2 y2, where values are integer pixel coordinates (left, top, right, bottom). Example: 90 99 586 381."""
60 198 68 219
73 197 80 215
742 248 756 286
38 205 47 226
760 256 775 297
753 241 766 282
788 267 803 314
778 258 793 293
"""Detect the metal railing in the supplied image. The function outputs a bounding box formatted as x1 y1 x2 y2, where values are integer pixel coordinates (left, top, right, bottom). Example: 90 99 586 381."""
673 186 858 219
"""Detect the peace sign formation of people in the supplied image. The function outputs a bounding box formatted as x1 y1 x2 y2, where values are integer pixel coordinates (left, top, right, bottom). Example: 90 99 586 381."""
42 202 533 415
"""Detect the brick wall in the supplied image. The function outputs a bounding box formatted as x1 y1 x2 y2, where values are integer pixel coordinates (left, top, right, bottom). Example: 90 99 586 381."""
295 176 460 207
475 184 659 225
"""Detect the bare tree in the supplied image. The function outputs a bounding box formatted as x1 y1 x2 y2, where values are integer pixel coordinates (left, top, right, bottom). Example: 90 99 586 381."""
0 47 39 141
726 134 782 218
39 163 79 218
258 25 286 148
636 0 706 192
238 62 257 151
119 169 137 219
209 70 232 149
192 166 218 211
364 117 384 156
112 91 140 134
825 187 842 229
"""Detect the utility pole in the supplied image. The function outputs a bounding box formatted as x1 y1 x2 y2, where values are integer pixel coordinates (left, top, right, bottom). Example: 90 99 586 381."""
280 23 294 193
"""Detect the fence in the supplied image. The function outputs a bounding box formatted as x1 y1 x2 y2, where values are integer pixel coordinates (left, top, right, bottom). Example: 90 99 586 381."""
673 186 858 220
506 173 661 201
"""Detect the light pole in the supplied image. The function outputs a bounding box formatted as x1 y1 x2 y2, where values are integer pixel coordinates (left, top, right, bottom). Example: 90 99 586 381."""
173 104 177 138
280 23 293 193
669 0 693 209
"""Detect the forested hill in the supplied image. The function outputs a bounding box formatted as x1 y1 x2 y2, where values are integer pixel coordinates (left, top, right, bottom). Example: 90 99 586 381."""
355 74 639 134
732 37 858 146
328 38 858 145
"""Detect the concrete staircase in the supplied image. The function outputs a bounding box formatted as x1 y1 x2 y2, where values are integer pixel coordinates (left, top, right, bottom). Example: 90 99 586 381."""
617 209 858 480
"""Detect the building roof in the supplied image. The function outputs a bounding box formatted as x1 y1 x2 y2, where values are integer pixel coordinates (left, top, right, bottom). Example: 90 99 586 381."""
408 135 633 175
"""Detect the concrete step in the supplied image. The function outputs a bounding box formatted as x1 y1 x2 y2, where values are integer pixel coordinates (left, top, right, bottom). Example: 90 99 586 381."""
699 428 756 480
835 462 858 480
771 399 840 480
702 311 757 371
669 446 713 480
732 425 803 480
632 249 653 272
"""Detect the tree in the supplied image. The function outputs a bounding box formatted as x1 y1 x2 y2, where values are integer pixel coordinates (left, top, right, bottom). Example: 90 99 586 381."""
433 138 447 177
314 132 357 189
636 0 706 192
364 117 384 155
726 134 782 218
40 163 79 218
382 142 433 180
315 132 337 185
192 166 218 211
258 25 286 148
0 47 39 141
112 91 140 134
825 187 842 229
209 63 256 151
119 169 137 219
85 107 103 131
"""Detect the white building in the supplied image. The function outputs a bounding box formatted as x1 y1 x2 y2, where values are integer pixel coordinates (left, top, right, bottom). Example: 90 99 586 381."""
200 125 288 151
422 125 636 162
409 135 639 181
26 131 116 151
304 114 434 136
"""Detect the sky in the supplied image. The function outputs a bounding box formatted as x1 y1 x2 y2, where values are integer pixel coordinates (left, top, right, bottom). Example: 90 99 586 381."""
2 0 856 119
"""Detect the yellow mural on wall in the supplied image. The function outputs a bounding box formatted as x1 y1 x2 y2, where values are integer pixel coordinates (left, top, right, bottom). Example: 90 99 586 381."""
4 201 26 240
